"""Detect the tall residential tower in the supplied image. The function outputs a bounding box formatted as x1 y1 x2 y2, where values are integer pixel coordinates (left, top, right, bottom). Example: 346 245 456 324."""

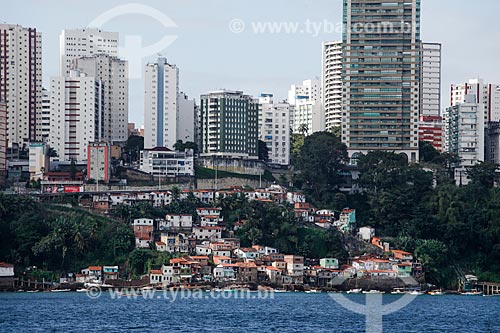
0 24 43 146
342 0 421 162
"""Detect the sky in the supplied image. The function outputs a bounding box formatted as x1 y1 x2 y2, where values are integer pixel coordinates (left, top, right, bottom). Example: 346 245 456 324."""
3 0 500 126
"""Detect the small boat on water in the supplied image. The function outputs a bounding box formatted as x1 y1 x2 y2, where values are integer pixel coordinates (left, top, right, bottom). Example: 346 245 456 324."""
140 286 154 291
51 289 71 292
409 290 424 295
391 288 407 295
305 289 320 293
76 288 88 292
347 288 362 294
274 289 287 293
428 290 444 296
461 291 482 296
26 290 39 293
363 290 384 294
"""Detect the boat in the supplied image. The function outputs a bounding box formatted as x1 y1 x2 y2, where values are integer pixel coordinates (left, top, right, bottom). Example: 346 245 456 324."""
391 288 407 295
347 288 362 294
26 290 39 293
51 289 71 292
460 291 482 296
305 289 320 293
409 290 424 295
140 286 155 291
17 289 25 292
428 290 444 296
363 290 384 294
274 289 287 293
76 288 88 292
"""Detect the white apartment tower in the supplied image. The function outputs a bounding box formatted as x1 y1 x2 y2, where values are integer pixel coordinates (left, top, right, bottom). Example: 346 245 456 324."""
258 94 291 166
288 79 321 106
49 70 104 162
288 79 324 135
322 41 343 131
60 28 118 76
420 43 442 116
72 55 128 142
451 78 500 122
177 92 195 143
443 94 485 183
0 24 43 146
41 88 51 142
144 58 180 149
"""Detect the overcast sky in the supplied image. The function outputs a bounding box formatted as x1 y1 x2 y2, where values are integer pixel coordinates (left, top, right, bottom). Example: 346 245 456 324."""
4 0 500 126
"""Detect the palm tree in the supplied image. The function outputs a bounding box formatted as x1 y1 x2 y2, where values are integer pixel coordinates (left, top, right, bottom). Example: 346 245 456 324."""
298 124 309 137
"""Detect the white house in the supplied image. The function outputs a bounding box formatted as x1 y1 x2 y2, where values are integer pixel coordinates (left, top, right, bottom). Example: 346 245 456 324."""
193 226 222 241
155 241 167 252
358 226 375 242
0 262 14 277
164 214 193 229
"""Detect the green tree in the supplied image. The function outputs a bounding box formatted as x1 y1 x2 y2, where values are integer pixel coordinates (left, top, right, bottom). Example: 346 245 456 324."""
295 131 348 203
466 161 498 188
258 140 269 162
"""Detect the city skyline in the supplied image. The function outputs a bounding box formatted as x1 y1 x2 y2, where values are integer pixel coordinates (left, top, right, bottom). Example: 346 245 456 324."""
3 0 500 126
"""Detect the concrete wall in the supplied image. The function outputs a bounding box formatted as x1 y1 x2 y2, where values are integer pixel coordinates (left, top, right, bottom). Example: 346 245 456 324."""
197 157 265 176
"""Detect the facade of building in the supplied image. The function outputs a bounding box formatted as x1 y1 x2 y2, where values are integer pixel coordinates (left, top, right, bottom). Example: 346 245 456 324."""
342 0 421 162
0 102 6 182
288 79 321 106
198 90 259 158
258 94 290 166
0 24 43 146
485 122 500 165
418 115 443 152
443 95 485 182
177 92 195 143
87 142 110 183
60 28 118 76
322 41 343 131
451 78 500 122
144 58 179 149
41 88 51 142
140 147 194 177
49 70 105 162
72 55 128 142
289 79 324 136
28 142 49 180
420 43 442 116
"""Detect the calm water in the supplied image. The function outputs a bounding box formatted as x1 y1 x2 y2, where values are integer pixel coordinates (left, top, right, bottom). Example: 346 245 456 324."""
0 292 499 332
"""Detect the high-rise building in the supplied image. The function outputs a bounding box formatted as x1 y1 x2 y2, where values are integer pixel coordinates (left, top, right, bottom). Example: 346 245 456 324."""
451 79 500 122
288 79 324 135
485 122 500 165
342 0 421 162
0 101 7 181
0 24 43 146
199 90 259 159
49 70 104 162
60 28 118 76
258 94 291 166
322 41 343 131
72 55 128 142
87 142 110 183
443 94 485 182
418 115 443 152
41 88 51 142
177 92 195 143
420 43 442 116
288 79 321 106
144 58 179 149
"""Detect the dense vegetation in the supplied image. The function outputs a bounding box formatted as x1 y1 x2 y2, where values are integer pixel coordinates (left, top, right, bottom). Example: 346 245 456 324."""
0 195 134 276
292 133 500 287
